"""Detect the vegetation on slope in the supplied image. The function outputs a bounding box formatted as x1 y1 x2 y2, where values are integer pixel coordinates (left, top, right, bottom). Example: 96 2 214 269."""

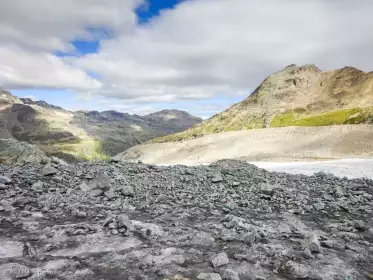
271 107 373 127
43 139 110 161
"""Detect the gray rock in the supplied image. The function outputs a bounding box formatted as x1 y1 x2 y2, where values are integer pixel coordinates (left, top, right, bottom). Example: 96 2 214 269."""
90 174 111 190
90 188 104 197
104 188 117 199
222 269 240 280
79 182 91 192
259 183 277 195
211 174 223 183
282 261 310 279
313 200 325 210
117 214 133 232
353 220 365 230
41 164 58 176
303 248 314 259
121 185 135 196
334 185 346 197
32 181 44 192
308 232 321 253
243 230 256 245
0 176 11 184
0 183 6 190
211 252 230 267
197 273 222 280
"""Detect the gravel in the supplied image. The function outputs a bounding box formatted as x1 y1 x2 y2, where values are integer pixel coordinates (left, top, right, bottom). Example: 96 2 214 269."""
0 159 372 280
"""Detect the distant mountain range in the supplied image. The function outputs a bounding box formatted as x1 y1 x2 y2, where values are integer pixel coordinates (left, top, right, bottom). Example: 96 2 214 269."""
0 88 201 162
153 64 373 142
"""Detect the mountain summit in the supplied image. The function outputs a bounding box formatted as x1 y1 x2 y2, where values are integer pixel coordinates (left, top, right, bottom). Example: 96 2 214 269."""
153 64 373 142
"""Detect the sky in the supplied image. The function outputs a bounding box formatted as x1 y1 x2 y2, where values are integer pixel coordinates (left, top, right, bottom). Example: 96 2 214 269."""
1 0 373 118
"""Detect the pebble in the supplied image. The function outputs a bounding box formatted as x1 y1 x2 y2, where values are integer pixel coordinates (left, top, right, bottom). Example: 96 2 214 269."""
41 164 58 176
222 269 240 280
211 252 230 268
121 185 135 196
308 233 321 253
197 273 222 280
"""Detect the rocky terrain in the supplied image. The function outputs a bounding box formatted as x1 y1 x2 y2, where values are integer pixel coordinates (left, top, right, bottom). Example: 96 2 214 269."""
0 159 372 280
0 88 201 161
153 65 373 143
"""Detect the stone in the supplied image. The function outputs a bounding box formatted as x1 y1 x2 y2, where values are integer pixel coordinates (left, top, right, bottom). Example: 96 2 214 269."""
303 248 314 259
334 185 346 197
282 261 310 279
41 164 58 176
313 200 325 210
121 185 135 196
259 183 277 195
90 174 111 190
353 220 365 230
117 214 133 232
0 176 11 184
211 252 230 268
90 188 104 197
211 174 223 183
197 273 222 280
222 269 240 280
32 181 44 192
243 231 256 245
79 182 91 192
105 188 117 199
308 232 321 253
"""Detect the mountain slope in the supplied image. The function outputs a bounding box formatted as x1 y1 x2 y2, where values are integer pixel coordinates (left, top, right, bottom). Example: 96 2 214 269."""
153 64 373 142
0 90 201 161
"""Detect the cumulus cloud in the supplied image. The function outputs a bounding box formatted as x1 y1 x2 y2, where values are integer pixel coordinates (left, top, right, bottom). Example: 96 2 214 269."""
0 0 142 91
1 0 373 109
0 45 102 90
74 0 373 102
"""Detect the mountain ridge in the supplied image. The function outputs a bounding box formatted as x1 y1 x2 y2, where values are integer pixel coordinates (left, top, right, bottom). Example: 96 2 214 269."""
152 64 373 143
0 90 202 161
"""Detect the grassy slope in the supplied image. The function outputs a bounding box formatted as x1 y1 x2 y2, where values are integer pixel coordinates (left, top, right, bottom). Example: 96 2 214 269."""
271 107 373 127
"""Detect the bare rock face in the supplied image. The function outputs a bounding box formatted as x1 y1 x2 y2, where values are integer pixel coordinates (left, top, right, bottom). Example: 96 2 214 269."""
0 159 372 279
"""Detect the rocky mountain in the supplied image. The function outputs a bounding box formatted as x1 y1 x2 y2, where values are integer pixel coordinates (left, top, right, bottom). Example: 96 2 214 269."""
0 89 201 161
153 64 373 142
0 159 372 279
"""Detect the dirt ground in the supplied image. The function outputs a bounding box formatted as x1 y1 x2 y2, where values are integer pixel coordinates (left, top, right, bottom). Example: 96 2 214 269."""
115 125 373 165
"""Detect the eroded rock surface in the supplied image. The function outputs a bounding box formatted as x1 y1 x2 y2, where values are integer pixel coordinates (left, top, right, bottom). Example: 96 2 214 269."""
0 159 372 279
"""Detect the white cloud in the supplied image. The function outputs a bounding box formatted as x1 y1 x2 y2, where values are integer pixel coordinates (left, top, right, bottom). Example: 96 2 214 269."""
0 0 142 91
74 0 373 102
0 45 102 90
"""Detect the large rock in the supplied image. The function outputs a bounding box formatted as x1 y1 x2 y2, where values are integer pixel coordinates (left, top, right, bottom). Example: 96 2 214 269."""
0 139 48 165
